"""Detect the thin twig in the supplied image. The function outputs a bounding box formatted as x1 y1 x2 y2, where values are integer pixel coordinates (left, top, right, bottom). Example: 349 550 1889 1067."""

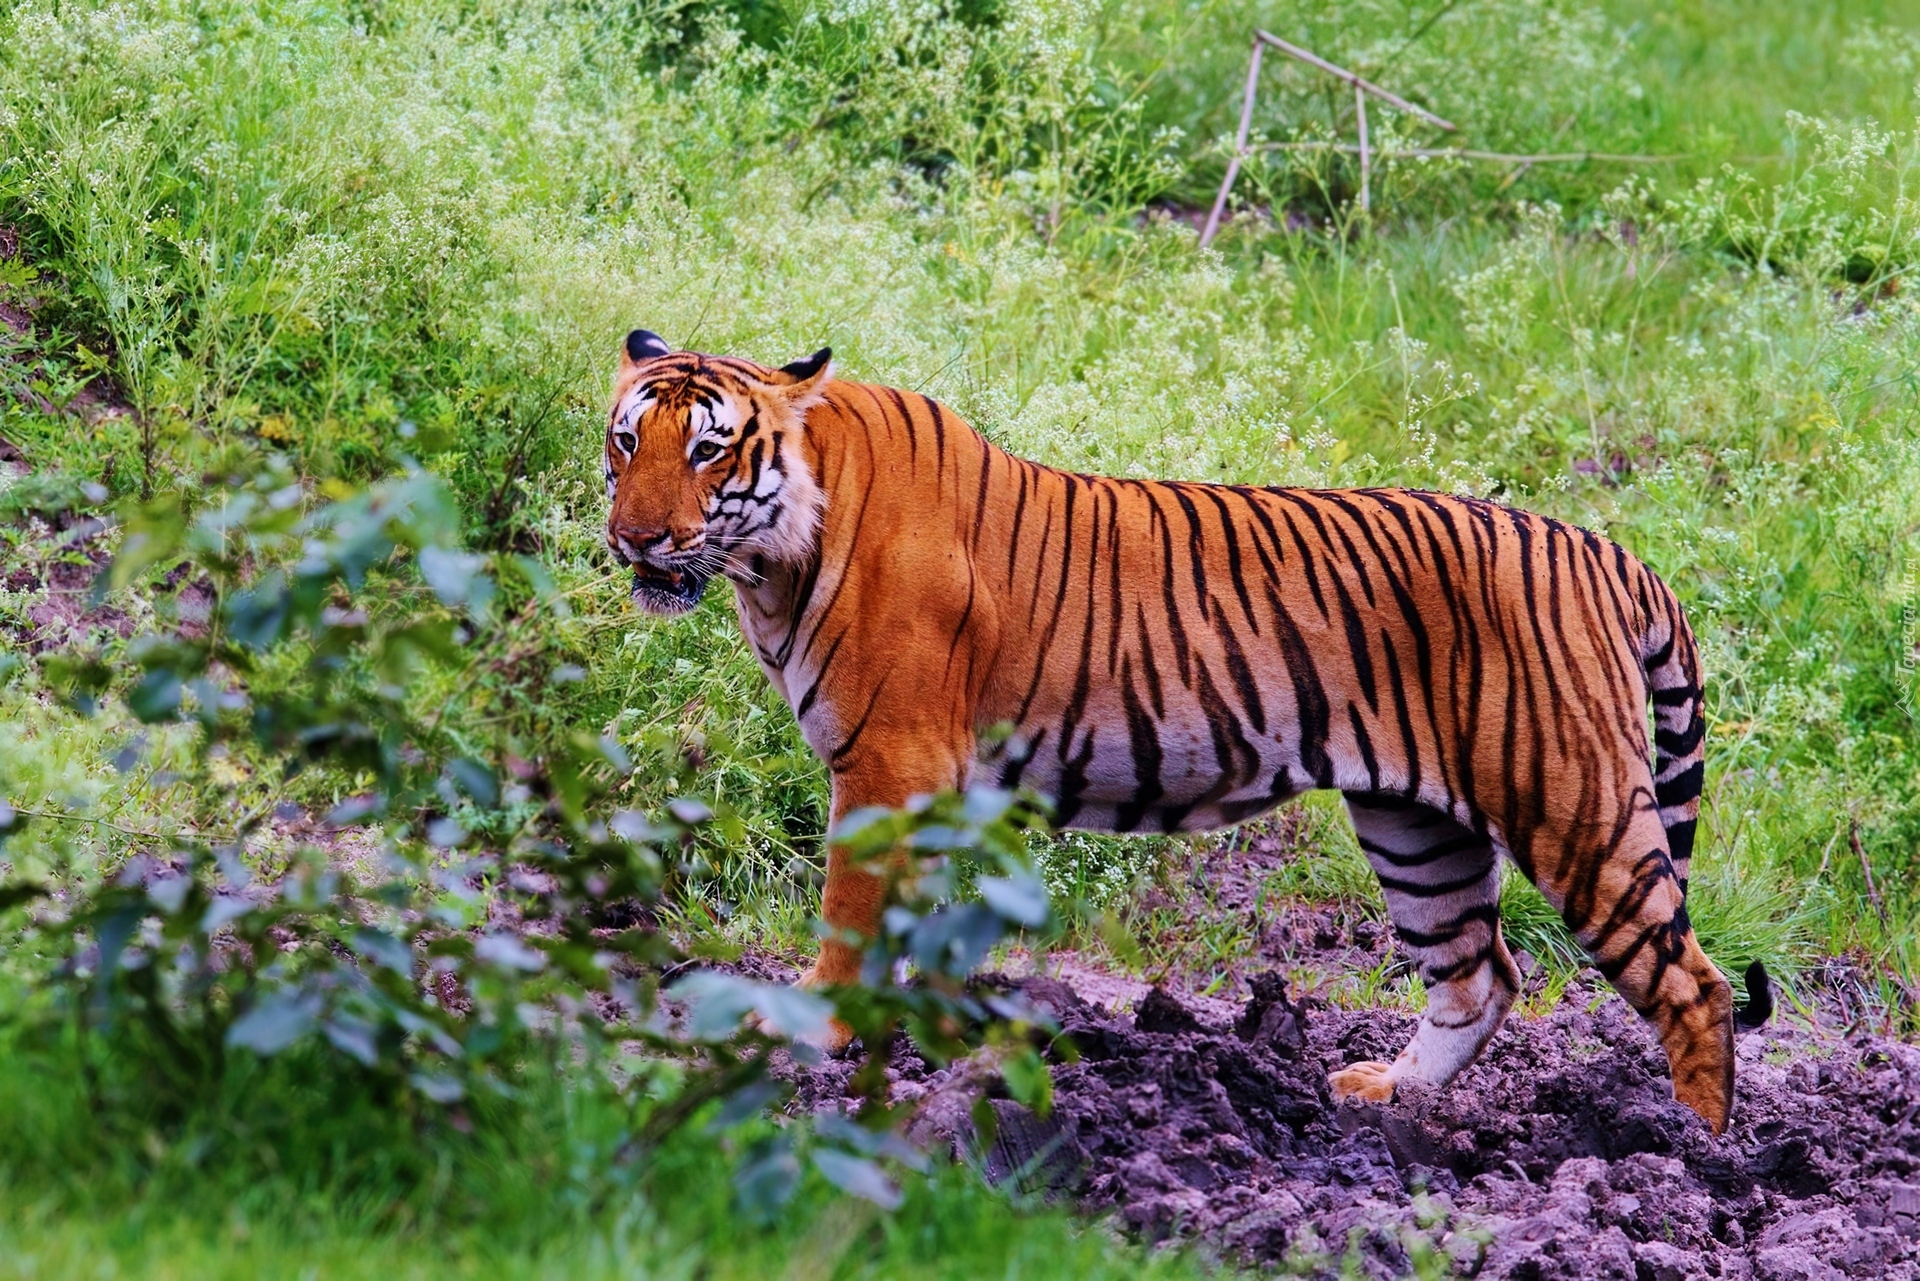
1255 141 1688 164
1499 113 1578 193
1332 0 1465 133
1852 820 1890 926
1813 819 1844 883
1354 84 1371 215
1378 0 1465 77
1201 37 1265 248
5 807 168 840
1254 30 1456 130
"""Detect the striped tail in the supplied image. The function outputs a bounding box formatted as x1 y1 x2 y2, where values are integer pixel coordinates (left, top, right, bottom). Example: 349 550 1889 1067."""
1639 572 1773 1030
1641 576 1705 897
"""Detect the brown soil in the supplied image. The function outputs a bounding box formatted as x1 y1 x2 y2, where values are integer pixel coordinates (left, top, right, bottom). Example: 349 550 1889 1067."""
772 835 1920 1278
781 966 1918 1278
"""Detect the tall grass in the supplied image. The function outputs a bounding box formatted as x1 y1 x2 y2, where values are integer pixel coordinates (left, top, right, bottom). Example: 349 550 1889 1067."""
0 0 1915 1025
0 998 1204 1281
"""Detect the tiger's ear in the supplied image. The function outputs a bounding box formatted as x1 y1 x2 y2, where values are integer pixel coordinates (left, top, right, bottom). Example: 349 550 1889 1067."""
770 346 833 407
621 329 672 370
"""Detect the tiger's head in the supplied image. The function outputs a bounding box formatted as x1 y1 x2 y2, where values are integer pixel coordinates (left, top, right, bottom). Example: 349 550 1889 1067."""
604 330 832 615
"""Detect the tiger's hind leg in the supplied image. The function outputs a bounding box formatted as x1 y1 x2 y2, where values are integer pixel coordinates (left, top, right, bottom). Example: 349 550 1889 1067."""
1328 794 1520 1106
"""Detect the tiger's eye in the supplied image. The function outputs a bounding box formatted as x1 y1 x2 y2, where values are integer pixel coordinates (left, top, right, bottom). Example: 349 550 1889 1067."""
692 441 722 463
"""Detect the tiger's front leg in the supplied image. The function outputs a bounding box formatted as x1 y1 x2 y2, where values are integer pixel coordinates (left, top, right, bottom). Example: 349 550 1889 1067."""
793 727 973 1054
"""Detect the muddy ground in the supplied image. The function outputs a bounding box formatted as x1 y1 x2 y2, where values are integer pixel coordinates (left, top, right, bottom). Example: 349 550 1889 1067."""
775 839 1920 1279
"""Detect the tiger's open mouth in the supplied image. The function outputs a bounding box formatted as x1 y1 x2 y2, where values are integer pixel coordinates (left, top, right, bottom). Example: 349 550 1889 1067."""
630 564 709 614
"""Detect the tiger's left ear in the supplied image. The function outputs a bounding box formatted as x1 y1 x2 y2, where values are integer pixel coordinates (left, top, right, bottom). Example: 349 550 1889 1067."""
620 329 672 371
771 346 833 408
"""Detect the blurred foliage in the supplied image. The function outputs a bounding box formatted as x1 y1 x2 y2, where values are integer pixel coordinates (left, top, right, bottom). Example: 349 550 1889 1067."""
0 467 1063 1222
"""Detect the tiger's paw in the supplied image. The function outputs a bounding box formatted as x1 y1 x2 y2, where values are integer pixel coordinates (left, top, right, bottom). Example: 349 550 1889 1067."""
809 1015 857 1056
1328 1060 1397 1104
752 1009 856 1055
787 962 858 1057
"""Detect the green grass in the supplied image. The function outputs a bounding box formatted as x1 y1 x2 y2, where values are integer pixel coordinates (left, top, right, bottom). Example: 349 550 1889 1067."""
2 0 1920 1270
0 1004 1205 1281
0 1153 1206 1281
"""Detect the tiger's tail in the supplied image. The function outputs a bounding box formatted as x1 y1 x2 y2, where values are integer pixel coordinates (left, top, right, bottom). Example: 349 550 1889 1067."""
1638 572 1773 1030
1640 573 1705 897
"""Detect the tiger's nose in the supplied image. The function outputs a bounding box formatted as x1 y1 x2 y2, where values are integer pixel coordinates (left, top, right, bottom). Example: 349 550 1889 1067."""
609 522 668 557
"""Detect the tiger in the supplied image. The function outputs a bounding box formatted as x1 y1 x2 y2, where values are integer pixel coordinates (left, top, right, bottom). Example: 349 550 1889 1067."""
603 329 1768 1135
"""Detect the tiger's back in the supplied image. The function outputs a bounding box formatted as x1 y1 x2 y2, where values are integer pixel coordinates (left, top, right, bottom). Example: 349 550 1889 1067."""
966 477 1696 853
604 339 1743 1134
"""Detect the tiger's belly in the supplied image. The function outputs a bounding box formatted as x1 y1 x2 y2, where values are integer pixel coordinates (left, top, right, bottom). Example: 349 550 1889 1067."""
975 715 1311 834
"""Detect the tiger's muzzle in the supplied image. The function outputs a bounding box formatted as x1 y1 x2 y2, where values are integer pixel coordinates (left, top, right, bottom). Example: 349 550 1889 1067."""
628 561 710 614
609 524 712 615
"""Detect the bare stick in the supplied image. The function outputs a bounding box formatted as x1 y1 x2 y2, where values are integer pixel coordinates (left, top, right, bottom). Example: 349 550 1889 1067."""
1254 141 1688 165
1201 38 1265 248
1354 84 1371 214
1852 820 1890 926
1255 30 1455 131
1495 160 1534 193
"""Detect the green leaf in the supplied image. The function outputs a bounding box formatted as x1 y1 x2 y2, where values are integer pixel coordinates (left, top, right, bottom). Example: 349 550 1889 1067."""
408 1072 465 1103
960 786 1015 825
510 554 570 618
977 872 1050 928
352 928 415 976
474 932 546 972
734 1135 802 1225
41 655 111 716
1000 1047 1054 1117
418 546 493 617
448 759 499 808
812 1148 901 1210
830 806 895 847
667 797 712 826
126 668 182 721
322 1016 380 1067
0 881 46 912
227 990 323 1055
671 971 833 1041
706 1077 785 1132
106 497 190 590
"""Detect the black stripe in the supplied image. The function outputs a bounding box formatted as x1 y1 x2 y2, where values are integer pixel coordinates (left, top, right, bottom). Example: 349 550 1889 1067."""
971 446 994 552
1115 656 1164 833
1654 761 1704 808
1215 613 1268 736
1654 720 1703 757
794 630 847 719
1374 865 1497 899
1392 902 1500 950
1197 487 1259 633
1349 702 1380 792
1356 830 1485 868
1267 583 1331 786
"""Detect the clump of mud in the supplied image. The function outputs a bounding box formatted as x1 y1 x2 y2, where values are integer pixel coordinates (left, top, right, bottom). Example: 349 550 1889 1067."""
789 970 1920 1278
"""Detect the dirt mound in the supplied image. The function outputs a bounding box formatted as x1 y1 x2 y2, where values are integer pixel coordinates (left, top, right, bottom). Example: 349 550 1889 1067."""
789 973 1920 1278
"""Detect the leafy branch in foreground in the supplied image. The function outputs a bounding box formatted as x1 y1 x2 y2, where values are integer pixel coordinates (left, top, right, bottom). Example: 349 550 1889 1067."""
0 465 1064 1213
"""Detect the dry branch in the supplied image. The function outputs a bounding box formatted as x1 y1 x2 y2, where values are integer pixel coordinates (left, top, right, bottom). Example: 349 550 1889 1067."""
1200 37 1266 248
1197 31 1687 249
1201 31 1452 247
1354 85 1371 214
1254 141 1688 165
1852 820 1890 926
1253 30 1456 131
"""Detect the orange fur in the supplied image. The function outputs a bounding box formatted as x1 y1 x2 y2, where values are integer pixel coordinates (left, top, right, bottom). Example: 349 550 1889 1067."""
606 340 1736 1132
